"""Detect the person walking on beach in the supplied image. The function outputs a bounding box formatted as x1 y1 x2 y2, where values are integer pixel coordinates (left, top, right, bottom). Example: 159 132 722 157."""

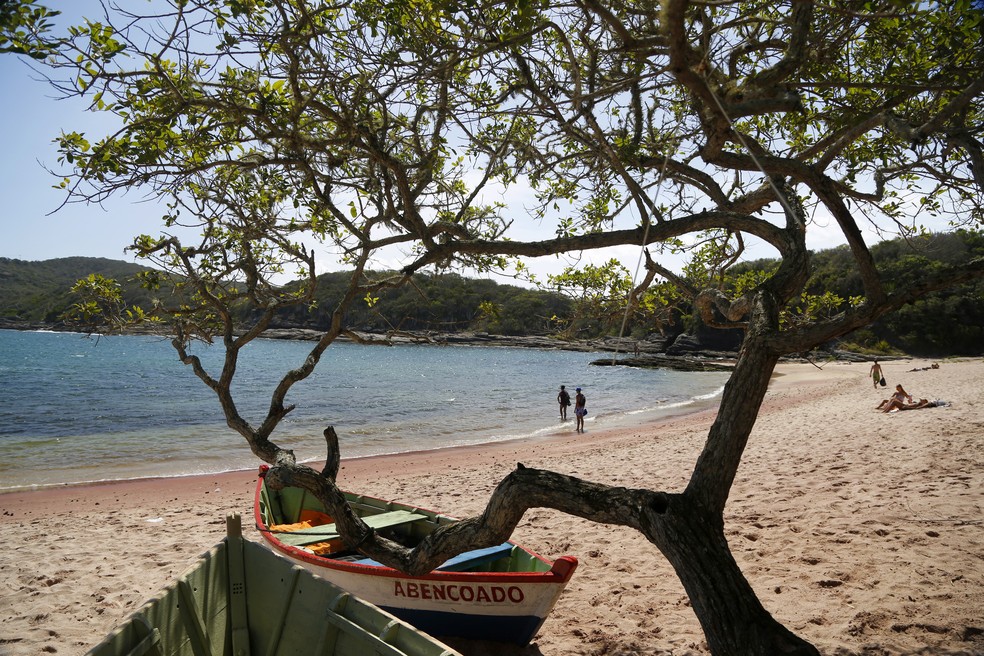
557 385 571 420
574 387 586 433
870 360 884 389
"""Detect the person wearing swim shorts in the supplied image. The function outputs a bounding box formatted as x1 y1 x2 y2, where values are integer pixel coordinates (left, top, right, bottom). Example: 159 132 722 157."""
869 360 884 389
557 384 571 420
574 387 586 433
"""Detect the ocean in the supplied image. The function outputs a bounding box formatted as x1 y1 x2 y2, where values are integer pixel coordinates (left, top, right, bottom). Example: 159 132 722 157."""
0 329 728 491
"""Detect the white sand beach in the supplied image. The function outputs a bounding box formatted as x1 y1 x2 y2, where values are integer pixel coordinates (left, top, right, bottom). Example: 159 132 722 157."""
1 358 981 655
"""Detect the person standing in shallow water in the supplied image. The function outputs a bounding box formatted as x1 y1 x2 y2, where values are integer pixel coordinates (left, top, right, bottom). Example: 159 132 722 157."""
557 385 571 420
574 387 586 433
870 360 884 389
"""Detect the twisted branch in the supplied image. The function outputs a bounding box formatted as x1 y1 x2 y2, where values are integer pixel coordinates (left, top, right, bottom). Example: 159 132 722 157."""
264 429 672 576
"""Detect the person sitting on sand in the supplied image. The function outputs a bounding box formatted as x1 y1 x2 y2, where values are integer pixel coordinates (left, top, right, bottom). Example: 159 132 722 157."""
876 384 913 412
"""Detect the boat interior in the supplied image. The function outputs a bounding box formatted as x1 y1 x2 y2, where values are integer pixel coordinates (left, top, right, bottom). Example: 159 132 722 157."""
259 482 549 574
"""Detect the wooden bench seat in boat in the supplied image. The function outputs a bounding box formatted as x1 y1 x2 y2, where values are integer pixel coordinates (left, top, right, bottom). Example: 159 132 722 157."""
271 510 428 548
351 542 515 572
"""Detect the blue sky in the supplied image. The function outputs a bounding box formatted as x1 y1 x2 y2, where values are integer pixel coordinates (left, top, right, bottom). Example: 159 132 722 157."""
0 46 837 275
0 59 159 263
0 1 167 265
0 42 606 279
0 38 669 281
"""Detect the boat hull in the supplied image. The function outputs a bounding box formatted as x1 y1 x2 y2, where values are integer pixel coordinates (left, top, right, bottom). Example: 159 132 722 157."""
87 515 461 656
282 552 575 643
255 469 577 645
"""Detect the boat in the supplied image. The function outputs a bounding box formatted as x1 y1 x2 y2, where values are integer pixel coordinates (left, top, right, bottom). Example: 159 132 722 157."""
87 514 462 656
254 465 578 645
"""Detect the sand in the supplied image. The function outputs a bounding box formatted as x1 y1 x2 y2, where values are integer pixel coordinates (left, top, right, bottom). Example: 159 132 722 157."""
1 358 981 655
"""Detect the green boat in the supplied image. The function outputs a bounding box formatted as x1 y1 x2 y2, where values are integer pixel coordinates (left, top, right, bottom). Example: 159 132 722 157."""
86 514 461 656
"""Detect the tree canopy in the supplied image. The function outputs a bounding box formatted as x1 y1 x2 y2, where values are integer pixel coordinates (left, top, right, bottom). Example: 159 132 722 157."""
10 0 984 653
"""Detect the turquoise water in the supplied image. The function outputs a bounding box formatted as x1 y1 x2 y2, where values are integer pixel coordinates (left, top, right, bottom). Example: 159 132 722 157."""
0 329 728 490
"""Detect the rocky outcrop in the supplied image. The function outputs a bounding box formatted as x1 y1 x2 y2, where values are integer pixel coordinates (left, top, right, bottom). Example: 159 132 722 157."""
590 354 734 372
666 326 744 355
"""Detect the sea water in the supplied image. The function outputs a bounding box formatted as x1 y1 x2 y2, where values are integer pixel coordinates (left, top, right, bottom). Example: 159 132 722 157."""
0 329 729 491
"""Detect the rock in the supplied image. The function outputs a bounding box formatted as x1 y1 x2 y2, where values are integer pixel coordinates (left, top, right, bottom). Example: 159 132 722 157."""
590 354 734 372
666 327 743 355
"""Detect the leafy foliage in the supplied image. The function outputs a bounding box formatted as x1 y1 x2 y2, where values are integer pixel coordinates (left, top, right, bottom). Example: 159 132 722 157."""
0 0 60 58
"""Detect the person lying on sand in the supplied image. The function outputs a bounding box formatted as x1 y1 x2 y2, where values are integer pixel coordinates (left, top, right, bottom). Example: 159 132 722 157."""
875 397 946 412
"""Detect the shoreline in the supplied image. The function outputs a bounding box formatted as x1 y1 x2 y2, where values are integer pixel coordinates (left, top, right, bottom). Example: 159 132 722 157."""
0 323 684 356
0 379 728 495
0 328 736 492
2 358 981 655
0 412 711 497
0 399 723 504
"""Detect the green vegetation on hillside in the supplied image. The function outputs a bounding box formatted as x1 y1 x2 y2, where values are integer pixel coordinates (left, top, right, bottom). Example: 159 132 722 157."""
733 231 984 356
0 257 573 336
270 271 572 336
0 257 152 323
3 232 982 357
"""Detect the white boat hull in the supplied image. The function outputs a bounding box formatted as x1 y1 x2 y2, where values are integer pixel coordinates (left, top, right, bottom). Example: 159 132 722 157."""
254 468 577 644
278 548 577 643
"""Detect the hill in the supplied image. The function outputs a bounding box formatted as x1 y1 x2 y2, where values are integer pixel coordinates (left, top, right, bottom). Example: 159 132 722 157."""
0 257 153 325
271 270 572 336
0 258 574 337
2 231 982 357
732 230 984 357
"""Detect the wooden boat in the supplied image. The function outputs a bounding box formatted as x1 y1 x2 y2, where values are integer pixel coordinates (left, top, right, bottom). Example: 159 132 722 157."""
254 466 578 645
87 514 462 656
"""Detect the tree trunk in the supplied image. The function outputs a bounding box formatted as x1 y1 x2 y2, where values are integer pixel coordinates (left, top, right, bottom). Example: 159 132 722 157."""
645 289 819 654
649 498 819 655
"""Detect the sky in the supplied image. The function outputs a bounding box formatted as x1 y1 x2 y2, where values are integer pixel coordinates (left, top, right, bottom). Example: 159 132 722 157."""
0 0 179 268
0 39 680 286
0 58 160 265
0 3 932 288
0 47 647 283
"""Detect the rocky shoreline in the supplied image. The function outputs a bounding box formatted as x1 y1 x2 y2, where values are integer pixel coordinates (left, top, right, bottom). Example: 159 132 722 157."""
0 321 886 371
258 328 885 368
262 327 743 370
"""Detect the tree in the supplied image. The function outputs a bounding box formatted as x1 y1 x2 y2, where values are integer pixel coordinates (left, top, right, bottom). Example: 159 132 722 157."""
25 0 984 653
0 0 60 59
